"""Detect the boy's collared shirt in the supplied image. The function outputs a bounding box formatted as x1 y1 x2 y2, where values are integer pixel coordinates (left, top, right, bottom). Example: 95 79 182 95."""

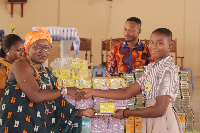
106 40 154 77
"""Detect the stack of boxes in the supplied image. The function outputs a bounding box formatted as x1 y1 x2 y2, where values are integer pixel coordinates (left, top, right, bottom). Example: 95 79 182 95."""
53 58 128 132
172 86 185 133
123 73 135 110
92 77 127 133
108 77 127 133
53 58 196 132
54 58 93 109
179 71 194 132
53 58 94 132
124 69 144 133
173 67 186 133
173 67 195 133
134 69 145 109
92 77 110 113
121 73 135 87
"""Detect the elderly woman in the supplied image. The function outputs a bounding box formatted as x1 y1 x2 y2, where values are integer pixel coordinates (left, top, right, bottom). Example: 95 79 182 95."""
0 28 97 133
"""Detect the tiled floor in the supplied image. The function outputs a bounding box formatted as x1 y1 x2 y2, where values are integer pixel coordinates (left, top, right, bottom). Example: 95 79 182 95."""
189 77 200 132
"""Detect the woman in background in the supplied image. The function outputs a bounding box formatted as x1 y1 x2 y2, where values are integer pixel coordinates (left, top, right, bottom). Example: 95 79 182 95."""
0 34 24 98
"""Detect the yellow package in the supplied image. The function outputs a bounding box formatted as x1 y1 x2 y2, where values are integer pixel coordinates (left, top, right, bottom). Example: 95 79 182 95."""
82 79 92 88
179 115 185 133
109 77 126 88
74 79 83 89
92 77 110 89
54 68 71 79
72 69 91 80
57 78 74 87
100 101 115 114
126 116 135 133
71 58 88 70
135 117 142 133
74 79 92 89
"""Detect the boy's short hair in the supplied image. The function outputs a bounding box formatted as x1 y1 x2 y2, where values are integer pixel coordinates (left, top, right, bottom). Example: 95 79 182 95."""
152 28 172 41
126 17 141 27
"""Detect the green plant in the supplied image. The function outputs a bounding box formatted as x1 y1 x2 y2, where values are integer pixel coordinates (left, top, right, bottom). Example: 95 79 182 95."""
10 22 15 33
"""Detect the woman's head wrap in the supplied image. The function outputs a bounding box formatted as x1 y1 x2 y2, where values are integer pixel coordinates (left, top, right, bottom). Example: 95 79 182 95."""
24 28 52 53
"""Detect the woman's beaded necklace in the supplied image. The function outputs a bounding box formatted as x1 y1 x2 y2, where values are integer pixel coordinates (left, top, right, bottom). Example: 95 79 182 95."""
26 55 55 115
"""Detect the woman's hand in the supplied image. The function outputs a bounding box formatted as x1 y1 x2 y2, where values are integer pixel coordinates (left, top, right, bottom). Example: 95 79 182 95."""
82 108 98 118
67 87 85 101
112 109 125 119
79 88 93 98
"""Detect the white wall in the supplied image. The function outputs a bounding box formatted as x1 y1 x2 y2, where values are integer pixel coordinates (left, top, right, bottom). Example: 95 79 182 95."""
0 0 199 76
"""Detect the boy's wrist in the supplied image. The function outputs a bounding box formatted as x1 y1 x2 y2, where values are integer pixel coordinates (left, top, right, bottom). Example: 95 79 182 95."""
123 109 129 118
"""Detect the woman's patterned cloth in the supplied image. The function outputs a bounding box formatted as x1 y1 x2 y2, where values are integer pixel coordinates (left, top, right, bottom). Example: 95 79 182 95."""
106 40 154 77
0 68 81 133
0 60 11 90
137 56 179 102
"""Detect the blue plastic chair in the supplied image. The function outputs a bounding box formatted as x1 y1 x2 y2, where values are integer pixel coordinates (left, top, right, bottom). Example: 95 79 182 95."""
183 68 194 89
92 66 107 77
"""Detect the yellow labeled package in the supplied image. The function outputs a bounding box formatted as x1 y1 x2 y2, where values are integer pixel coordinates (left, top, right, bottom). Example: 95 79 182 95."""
82 79 92 88
71 58 88 70
75 79 92 89
92 77 110 89
179 115 185 133
126 116 135 133
109 77 126 88
72 69 91 80
135 117 142 133
100 101 115 114
57 78 74 87
54 68 71 79
74 79 83 89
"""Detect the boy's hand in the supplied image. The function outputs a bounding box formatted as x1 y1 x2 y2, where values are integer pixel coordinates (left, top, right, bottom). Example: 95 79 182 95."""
67 87 85 101
79 88 93 98
82 108 98 118
112 109 125 119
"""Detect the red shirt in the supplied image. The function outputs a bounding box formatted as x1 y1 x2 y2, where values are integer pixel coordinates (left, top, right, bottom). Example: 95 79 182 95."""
106 40 154 77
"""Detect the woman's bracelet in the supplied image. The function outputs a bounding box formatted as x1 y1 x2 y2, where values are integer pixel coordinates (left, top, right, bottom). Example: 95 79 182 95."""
59 87 68 96
123 109 129 118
